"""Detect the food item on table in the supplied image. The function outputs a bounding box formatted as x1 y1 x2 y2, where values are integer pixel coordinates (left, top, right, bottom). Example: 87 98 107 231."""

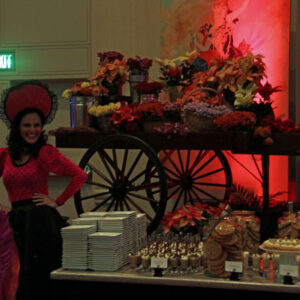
261 238 300 251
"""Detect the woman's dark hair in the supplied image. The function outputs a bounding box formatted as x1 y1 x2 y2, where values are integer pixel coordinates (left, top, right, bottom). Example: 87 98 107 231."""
7 108 48 160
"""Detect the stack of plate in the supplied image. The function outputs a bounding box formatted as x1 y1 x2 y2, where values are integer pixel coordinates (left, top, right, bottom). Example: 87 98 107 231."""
72 217 100 230
88 232 122 271
61 225 96 270
97 217 130 266
106 211 137 251
80 212 108 218
136 213 147 250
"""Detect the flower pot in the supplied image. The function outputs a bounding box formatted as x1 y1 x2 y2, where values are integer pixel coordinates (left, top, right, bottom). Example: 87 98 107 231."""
139 93 159 103
168 85 185 103
69 96 94 128
129 73 148 103
96 116 111 133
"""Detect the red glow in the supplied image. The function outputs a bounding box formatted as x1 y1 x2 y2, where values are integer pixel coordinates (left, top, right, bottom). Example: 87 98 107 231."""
221 0 290 203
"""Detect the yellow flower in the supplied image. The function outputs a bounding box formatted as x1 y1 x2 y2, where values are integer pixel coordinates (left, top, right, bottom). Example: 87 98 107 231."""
88 106 97 116
234 83 257 107
175 56 189 63
185 50 197 57
62 89 72 99
81 81 91 88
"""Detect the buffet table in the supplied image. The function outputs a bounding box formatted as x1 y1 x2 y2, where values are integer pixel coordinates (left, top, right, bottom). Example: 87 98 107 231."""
51 266 300 299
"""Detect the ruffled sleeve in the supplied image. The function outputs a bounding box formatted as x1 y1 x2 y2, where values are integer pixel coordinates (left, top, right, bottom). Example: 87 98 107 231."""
0 147 9 177
38 145 88 206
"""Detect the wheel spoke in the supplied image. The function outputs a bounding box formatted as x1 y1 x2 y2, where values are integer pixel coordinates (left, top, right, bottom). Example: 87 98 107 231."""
89 181 111 190
187 190 194 205
125 149 144 181
192 185 221 202
128 164 157 186
112 148 119 180
80 191 111 201
167 185 182 200
121 147 129 181
92 195 113 211
127 192 160 204
97 150 116 181
190 187 201 202
106 197 116 211
193 168 224 180
87 163 113 185
99 149 122 181
188 150 205 175
172 188 185 211
123 197 131 210
162 150 182 175
163 165 181 179
193 182 227 187
127 181 161 191
125 196 152 221
191 153 217 177
177 150 185 173
185 150 191 173
114 198 119 211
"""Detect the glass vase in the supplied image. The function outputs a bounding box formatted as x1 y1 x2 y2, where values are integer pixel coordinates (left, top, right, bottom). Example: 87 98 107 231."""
129 73 148 103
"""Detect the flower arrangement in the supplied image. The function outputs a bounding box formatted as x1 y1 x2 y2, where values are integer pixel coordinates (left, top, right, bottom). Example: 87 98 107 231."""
162 102 182 122
153 122 188 139
88 102 121 117
161 203 226 234
134 101 164 121
214 111 257 131
127 56 152 75
133 81 164 95
109 103 141 132
91 51 128 84
189 52 281 110
183 102 232 119
156 50 197 87
62 80 108 99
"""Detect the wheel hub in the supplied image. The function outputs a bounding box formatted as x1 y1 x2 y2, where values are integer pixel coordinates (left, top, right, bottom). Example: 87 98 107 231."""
181 173 193 190
110 182 127 200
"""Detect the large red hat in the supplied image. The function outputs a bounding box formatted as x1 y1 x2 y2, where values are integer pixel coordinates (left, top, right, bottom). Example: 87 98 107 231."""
0 80 57 128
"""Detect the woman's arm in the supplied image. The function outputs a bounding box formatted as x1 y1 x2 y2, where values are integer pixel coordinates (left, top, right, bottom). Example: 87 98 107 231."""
38 145 88 206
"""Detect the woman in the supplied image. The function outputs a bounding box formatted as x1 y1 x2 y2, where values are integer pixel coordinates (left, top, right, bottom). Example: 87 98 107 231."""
0 80 88 300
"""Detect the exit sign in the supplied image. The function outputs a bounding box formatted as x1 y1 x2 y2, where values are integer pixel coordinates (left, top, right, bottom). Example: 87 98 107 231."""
0 51 15 71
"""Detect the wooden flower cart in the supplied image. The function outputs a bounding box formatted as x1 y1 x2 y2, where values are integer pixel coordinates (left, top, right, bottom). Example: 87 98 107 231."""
53 129 300 240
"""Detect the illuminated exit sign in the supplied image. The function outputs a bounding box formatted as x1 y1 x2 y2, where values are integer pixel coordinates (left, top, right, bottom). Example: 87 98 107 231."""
0 51 15 71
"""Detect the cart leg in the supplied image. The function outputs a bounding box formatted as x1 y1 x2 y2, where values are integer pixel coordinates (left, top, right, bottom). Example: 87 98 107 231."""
261 154 270 242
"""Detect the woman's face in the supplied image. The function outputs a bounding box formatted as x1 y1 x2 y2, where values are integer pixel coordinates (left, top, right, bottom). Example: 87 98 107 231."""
19 112 43 144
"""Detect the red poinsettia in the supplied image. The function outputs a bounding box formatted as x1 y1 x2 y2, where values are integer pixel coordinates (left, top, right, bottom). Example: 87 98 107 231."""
257 82 281 101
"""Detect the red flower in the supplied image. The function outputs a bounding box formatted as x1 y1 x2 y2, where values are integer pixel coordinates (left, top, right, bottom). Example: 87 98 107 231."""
168 66 182 77
257 82 281 101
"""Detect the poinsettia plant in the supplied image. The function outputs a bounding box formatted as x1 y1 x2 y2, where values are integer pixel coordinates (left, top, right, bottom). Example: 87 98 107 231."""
127 56 152 75
133 81 164 95
161 203 227 234
134 101 164 121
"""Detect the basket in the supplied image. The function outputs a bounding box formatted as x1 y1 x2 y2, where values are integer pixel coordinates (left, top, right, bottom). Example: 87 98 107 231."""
143 120 166 133
183 113 215 132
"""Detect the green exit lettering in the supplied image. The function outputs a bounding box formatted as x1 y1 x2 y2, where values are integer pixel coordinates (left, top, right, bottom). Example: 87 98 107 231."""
0 54 14 70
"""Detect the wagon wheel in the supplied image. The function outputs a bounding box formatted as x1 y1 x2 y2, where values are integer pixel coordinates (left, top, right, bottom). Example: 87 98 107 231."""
74 134 167 234
146 149 232 212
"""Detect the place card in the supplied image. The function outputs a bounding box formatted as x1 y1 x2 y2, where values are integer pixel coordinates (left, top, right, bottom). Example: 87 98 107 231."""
151 257 168 269
279 264 298 277
225 261 243 273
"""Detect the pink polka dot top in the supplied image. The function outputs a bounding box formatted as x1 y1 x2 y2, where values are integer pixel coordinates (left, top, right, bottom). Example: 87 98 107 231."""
0 145 88 206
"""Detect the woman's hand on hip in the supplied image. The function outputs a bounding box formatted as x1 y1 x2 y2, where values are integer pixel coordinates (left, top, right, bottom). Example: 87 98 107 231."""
32 193 58 208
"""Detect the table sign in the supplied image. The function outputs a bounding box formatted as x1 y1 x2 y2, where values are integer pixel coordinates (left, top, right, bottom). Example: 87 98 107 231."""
279 264 298 277
225 261 243 273
151 257 168 269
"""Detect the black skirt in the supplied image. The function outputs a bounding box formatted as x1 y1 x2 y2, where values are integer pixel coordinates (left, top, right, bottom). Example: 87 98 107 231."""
9 199 65 300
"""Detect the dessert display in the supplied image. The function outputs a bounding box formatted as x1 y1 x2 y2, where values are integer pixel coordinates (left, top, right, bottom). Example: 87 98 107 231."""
128 237 204 273
278 212 300 239
230 211 260 255
205 219 242 277
261 238 300 251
